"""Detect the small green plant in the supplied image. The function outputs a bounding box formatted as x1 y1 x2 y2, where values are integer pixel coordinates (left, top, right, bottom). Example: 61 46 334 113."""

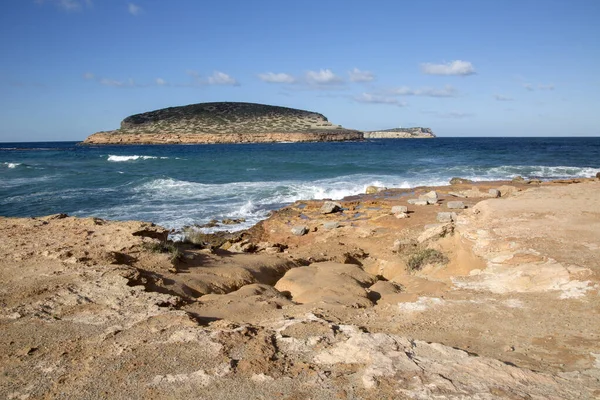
407 248 448 272
143 241 182 264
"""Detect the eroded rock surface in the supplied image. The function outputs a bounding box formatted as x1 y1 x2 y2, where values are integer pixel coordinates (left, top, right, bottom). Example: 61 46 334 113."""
1 179 600 399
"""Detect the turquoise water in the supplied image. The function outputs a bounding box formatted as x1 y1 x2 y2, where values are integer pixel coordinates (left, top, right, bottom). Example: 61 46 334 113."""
1 138 599 232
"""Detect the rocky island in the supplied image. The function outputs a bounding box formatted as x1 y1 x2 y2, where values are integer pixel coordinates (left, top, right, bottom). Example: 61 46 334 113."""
82 102 363 145
363 127 436 139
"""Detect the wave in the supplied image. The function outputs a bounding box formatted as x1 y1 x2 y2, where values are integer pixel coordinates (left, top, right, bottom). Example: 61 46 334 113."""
2 162 21 169
437 165 600 181
107 155 169 162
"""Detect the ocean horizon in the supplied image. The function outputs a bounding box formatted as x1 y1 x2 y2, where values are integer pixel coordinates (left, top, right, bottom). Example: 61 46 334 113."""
2 137 599 233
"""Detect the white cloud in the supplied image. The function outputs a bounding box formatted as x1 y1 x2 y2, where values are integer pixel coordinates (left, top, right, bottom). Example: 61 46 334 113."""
100 78 132 87
128 3 142 16
258 72 296 84
207 71 238 86
156 78 167 86
354 93 406 106
36 0 92 11
348 68 375 82
389 85 458 97
421 60 476 76
305 69 343 85
83 72 95 80
494 94 514 101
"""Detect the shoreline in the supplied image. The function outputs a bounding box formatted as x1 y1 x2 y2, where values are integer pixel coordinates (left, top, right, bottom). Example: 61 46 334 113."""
1 177 600 398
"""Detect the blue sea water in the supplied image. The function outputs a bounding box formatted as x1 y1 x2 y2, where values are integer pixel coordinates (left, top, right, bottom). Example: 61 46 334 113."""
1 138 599 232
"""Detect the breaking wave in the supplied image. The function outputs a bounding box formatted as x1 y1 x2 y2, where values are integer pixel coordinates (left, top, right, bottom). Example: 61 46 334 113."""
107 155 169 162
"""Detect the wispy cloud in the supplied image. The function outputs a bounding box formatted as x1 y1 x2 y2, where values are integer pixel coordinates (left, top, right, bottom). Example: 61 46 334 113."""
305 69 343 85
524 83 555 91
388 85 458 98
83 72 95 80
128 3 142 16
354 93 406 106
421 60 476 76
258 72 296 84
156 78 167 86
99 77 136 88
207 71 238 86
494 94 514 101
35 0 92 11
348 68 375 82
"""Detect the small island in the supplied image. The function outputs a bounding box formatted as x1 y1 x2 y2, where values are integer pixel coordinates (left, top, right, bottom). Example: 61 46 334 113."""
363 127 436 139
82 102 363 145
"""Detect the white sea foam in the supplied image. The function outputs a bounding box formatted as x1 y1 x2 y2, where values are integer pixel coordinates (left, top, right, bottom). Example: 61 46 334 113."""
2 162 21 169
107 155 169 162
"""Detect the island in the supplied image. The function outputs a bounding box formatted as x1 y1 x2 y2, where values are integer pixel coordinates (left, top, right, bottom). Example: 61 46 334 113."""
82 102 363 144
363 127 436 139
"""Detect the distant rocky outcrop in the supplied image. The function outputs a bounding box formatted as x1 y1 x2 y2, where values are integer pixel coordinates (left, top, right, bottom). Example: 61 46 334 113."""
363 127 435 139
82 102 363 144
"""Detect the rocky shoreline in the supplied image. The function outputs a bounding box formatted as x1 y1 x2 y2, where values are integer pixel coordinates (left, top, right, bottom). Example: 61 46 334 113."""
2 177 600 399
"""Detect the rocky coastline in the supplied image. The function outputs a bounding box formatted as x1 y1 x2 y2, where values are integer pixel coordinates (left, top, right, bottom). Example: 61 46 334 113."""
363 127 436 139
2 177 600 399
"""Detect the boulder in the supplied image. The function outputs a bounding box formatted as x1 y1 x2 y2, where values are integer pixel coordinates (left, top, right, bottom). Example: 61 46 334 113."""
221 218 245 225
596 172 600 179
391 205 408 214
488 189 501 198
291 226 309 236
436 212 457 223
228 240 257 253
512 175 525 183
321 201 342 214
418 223 454 243
395 212 409 219
274 262 377 307
449 177 474 185
365 186 386 194
419 190 438 204
447 201 466 209
367 281 403 303
408 199 429 206
323 221 341 230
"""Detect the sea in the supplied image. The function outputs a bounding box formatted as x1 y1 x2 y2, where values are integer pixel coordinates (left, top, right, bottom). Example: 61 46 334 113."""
1 138 599 233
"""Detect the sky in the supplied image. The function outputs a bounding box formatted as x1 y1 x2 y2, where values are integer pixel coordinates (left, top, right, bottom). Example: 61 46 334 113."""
1 0 599 141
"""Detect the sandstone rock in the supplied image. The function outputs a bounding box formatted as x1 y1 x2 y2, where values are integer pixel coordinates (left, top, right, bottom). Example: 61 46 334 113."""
512 175 525 183
449 177 474 185
408 199 429 206
395 212 409 219
228 240 257 253
320 201 342 214
367 280 403 303
436 212 457 223
274 262 377 307
596 172 600 179
323 221 341 230
447 201 466 209
391 205 408 214
392 238 417 252
419 190 438 204
488 188 501 198
418 223 453 243
291 226 309 236
365 186 386 194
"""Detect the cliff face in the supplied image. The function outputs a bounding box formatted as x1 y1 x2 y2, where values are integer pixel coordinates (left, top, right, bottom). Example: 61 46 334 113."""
83 102 363 144
363 127 435 139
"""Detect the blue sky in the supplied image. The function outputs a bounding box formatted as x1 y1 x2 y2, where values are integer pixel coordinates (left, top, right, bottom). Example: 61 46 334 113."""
1 0 599 141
